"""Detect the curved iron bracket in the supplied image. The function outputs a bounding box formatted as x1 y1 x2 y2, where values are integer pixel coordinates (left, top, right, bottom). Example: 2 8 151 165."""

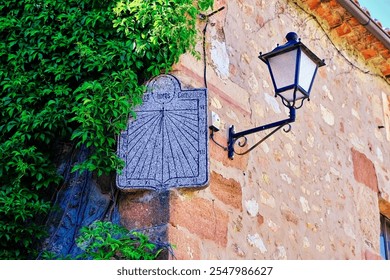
227 106 296 159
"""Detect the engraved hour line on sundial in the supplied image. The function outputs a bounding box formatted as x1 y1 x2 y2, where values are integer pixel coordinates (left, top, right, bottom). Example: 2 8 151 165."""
124 102 200 184
166 113 199 170
125 111 160 165
161 107 199 181
128 109 165 180
165 112 198 178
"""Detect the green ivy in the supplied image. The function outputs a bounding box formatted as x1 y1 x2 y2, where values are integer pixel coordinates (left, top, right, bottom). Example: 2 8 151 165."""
76 221 163 260
42 221 164 260
0 0 214 259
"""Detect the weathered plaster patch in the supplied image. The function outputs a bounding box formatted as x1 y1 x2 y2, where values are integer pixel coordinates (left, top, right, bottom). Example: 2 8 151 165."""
248 72 259 93
288 161 301 177
343 223 356 240
376 147 383 162
211 39 230 79
261 142 270 154
274 246 287 260
299 196 310 213
351 108 360 120
306 133 315 148
260 190 276 208
245 198 259 217
349 133 365 151
316 244 325 253
226 110 239 122
247 233 267 253
210 97 222 109
280 173 292 184
320 104 335 126
303 237 310 248
267 219 280 232
322 85 333 101
285 143 294 158
264 93 281 113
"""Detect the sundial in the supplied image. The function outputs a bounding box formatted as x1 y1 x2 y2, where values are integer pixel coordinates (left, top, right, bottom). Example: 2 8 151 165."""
116 74 208 191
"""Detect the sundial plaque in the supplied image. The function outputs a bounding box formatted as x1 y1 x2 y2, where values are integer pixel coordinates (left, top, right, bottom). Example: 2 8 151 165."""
116 74 208 190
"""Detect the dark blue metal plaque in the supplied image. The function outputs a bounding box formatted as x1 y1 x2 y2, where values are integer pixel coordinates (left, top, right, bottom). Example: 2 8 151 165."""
116 74 208 190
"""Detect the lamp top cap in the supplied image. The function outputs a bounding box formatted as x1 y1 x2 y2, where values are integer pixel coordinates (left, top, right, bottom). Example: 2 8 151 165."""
286 32 299 42
258 31 326 67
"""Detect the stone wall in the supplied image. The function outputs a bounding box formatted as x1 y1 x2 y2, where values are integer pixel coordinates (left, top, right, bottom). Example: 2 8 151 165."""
120 0 390 260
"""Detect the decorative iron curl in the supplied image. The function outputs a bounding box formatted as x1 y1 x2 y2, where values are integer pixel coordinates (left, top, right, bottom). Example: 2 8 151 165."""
280 96 307 109
233 124 286 156
236 136 248 147
281 98 291 108
283 123 292 133
294 98 307 109
209 130 227 151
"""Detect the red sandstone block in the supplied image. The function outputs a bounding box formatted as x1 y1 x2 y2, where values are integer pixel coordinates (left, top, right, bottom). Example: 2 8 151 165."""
379 198 390 219
256 15 265 27
210 171 242 210
361 48 378 60
345 35 358 46
326 13 343 28
351 148 379 193
168 224 201 260
170 193 229 246
379 64 390 76
316 6 332 19
364 249 382 260
209 129 249 170
306 0 320 10
257 214 264 226
119 192 169 229
335 22 352 37
348 17 361 27
379 49 390 60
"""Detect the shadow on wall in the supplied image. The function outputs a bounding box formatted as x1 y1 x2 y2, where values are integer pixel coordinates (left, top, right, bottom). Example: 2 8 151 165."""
39 144 120 258
119 190 171 259
39 143 171 259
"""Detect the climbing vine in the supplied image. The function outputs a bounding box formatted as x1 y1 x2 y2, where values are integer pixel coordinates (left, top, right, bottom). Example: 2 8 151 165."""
0 0 213 259
42 221 166 260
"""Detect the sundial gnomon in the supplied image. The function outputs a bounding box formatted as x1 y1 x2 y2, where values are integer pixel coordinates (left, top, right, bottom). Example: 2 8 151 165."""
116 74 208 190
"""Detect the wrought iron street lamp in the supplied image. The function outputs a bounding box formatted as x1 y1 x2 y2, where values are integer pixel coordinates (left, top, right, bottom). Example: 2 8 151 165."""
227 32 325 159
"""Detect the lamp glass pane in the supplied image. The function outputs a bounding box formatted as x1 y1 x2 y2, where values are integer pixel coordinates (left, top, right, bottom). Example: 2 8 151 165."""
268 49 298 90
298 50 318 92
279 88 305 102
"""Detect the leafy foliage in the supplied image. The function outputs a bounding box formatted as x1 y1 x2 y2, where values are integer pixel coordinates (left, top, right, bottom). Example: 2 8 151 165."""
76 221 162 260
40 221 164 260
0 0 213 259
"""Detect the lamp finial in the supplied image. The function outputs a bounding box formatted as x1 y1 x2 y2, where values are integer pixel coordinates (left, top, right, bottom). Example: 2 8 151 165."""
285 32 298 42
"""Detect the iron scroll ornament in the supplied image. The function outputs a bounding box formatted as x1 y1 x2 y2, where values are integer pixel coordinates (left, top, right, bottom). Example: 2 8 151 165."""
227 106 295 159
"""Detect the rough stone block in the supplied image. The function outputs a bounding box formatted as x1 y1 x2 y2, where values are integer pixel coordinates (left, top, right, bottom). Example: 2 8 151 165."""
364 249 382 260
351 148 378 193
379 197 390 218
119 191 170 229
306 0 320 10
281 203 299 225
361 48 378 60
380 63 390 76
168 224 201 260
335 22 352 37
170 193 229 247
210 171 243 210
209 129 249 170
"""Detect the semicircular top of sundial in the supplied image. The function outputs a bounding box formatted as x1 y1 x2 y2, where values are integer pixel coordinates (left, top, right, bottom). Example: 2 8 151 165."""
116 74 209 191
